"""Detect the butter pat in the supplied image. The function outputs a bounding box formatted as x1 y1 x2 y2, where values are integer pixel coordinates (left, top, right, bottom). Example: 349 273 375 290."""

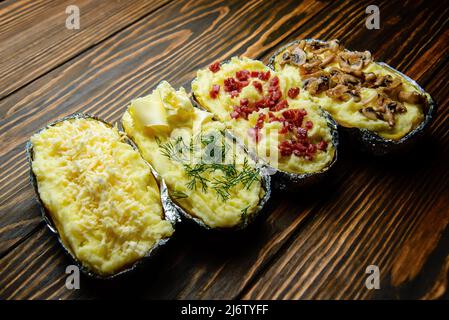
131 94 169 131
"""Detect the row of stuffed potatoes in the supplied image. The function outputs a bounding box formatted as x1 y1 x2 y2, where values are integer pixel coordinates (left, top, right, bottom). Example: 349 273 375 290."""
27 39 435 277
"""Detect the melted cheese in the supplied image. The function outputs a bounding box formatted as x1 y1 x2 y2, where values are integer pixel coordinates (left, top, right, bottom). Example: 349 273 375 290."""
30 118 174 276
192 57 335 174
122 81 265 228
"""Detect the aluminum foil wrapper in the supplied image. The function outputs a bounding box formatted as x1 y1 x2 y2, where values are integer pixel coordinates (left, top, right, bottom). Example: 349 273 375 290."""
26 113 180 279
267 39 437 156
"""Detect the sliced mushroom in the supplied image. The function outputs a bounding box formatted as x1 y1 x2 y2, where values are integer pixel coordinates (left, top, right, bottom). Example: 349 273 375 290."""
380 77 403 100
290 47 307 66
398 91 425 105
326 84 351 101
364 72 377 84
365 94 408 127
299 56 323 74
302 70 327 80
326 84 360 102
328 68 361 86
360 107 379 121
279 50 291 66
320 53 336 67
367 74 397 88
338 50 372 72
306 40 331 54
303 75 330 95
383 107 395 127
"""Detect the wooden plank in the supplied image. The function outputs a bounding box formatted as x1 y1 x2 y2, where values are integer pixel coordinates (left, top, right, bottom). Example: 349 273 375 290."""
0 0 336 299
0 0 170 100
1 0 448 300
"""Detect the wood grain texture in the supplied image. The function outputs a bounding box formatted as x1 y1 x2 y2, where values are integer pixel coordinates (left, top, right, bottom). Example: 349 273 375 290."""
0 0 169 100
1 0 448 300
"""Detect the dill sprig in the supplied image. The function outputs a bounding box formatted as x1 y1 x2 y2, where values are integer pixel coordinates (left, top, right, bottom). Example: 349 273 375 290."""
157 132 259 201
211 158 260 201
157 136 192 163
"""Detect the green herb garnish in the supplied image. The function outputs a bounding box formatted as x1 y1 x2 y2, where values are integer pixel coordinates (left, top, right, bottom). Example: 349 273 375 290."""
158 132 260 202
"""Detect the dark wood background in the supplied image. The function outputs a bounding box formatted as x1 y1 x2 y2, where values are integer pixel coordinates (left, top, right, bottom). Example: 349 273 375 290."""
0 0 448 300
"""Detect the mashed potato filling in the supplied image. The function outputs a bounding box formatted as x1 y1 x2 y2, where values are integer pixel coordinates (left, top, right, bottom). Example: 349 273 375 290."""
273 40 426 140
31 118 174 276
122 81 265 229
192 57 335 174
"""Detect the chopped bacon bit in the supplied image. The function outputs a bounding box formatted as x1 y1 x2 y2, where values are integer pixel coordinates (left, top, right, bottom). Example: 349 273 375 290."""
224 78 240 93
236 70 250 81
240 80 249 88
279 125 289 134
209 61 220 73
269 88 282 101
255 113 266 129
209 84 220 99
223 76 250 98
269 76 279 87
297 127 308 140
251 71 260 78
288 87 300 99
305 120 313 130
253 81 263 93
259 70 271 81
279 141 293 156
240 98 249 107
282 109 306 127
231 100 259 120
317 140 328 151
273 99 288 111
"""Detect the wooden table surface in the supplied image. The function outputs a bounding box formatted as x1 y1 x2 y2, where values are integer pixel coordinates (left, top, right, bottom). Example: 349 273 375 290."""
1 0 448 300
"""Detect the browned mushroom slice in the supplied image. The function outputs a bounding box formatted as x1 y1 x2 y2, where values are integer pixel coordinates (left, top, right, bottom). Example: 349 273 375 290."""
290 46 307 66
380 77 403 99
398 91 425 105
280 50 291 66
360 107 379 121
370 94 408 127
326 84 349 101
338 50 372 72
364 72 377 84
302 70 327 80
383 107 395 127
326 84 361 102
303 75 330 95
320 53 336 67
299 56 323 75
367 74 398 89
329 68 361 86
305 40 331 54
